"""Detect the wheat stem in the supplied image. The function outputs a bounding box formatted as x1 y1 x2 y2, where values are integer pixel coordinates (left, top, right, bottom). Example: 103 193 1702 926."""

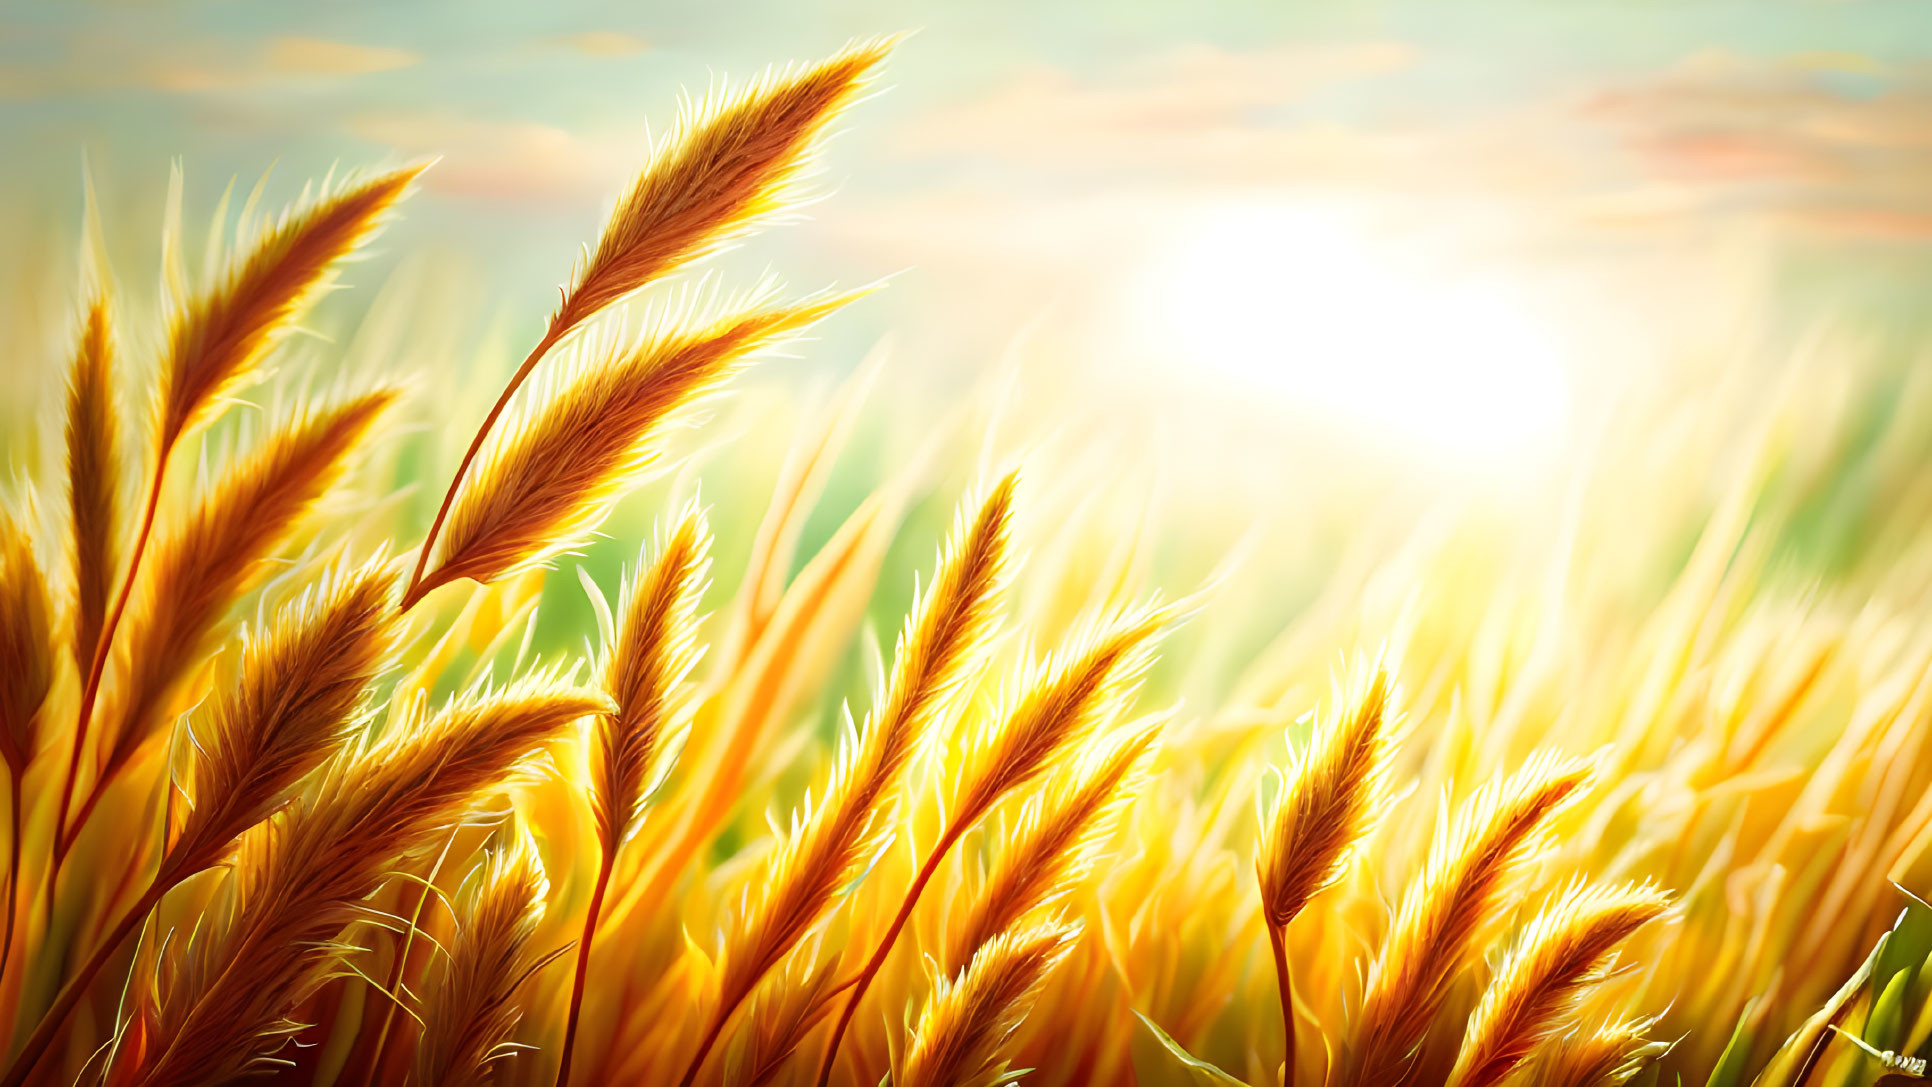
555 850 614 1087
0 769 19 986
0 875 169 1087
1269 922 1296 1087
49 441 165 901
404 332 559 612
812 820 968 1087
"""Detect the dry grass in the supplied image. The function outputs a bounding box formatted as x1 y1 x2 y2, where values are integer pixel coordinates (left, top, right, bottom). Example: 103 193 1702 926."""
0 35 1928 1087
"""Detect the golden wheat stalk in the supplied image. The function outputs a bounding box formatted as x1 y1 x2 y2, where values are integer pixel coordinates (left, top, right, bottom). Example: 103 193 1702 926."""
413 838 556 1087
684 475 1017 1087
65 293 119 671
719 942 847 1087
0 554 402 1087
1527 1015 1670 1087
0 509 53 985
406 294 859 611
407 40 888 604
898 922 1080 1087
949 716 1162 970
1255 666 1395 1085
162 554 402 879
1339 751 1595 1087
1447 882 1672 1087
591 503 713 854
813 594 1177 1087
556 505 712 1087
56 165 423 886
116 676 606 1087
59 388 399 859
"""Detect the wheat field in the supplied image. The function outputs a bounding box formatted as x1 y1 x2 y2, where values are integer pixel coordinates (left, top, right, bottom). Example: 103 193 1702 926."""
1 37 1930 1087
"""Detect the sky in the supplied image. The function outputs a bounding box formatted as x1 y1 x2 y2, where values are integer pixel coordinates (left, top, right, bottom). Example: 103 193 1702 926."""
4 0 1932 491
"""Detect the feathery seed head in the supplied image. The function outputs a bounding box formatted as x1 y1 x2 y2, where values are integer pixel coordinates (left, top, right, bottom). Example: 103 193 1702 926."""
164 552 403 881
1343 750 1595 1086
65 293 119 670
159 164 424 449
950 597 1177 826
0 511 54 773
413 291 863 606
900 921 1080 1087
950 715 1161 969
1448 881 1672 1087
101 388 399 781
716 477 1015 1018
1528 1015 1671 1087
129 676 602 1087
594 501 712 854
412 837 552 1087
550 39 890 342
1257 665 1396 930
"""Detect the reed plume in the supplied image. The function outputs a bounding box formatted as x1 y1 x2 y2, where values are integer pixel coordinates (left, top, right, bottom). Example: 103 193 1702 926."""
1339 752 1594 1087
117 676 606 1087
57 165 423 878
1527 1016 1671 1087
720 945 846 1087
0 510 52 983
1447 882 1672 1087
686 475 1016 1087
67 388 398 852
556 506 712 1087
948 716 1162 969
65 293 119 670
591 504 713 855
408 40 887 604
0 554 402 1087
1255 666 1395 1085
413 839 554 1087
814 594 1176 1087
162 554 402 879
0 512 53 780
157 166 424 450
898 922 1079 1087
407 295 859 610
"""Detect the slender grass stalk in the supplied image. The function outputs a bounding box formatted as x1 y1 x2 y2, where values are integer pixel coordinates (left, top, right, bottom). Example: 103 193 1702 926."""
406 41 887 607
49 166 421 892
812 601 1175 1087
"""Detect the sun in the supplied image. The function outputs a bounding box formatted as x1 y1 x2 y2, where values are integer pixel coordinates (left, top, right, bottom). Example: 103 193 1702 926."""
1123 198 1573 469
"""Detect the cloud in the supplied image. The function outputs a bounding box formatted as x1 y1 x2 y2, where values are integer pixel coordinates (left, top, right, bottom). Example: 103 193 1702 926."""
1581 50 1932 239
557 30 649 58
343 108 643 202
0 32 418 99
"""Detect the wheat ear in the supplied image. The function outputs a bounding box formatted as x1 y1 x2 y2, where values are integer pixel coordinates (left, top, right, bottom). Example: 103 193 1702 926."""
898 922 1080 1087
413 839 555 1087
0 554 401 1087
683 475 1016 1087
720 944 847 1087
56 165 423 890
949 716 1162 970
409 39 889 603
65 293 119 671
556 505 712 1087
0 510 53 987
60 388 398 858
407 294 860 610
814 594 1177 1087
1256 666 1395 1086
117 676 606 1087
1340 751 1594 1087
1447 881 1672 1087
1527 1015 1669 1087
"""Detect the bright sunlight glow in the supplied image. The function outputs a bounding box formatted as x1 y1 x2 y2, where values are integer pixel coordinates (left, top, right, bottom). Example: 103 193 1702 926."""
1126 200 1573 468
